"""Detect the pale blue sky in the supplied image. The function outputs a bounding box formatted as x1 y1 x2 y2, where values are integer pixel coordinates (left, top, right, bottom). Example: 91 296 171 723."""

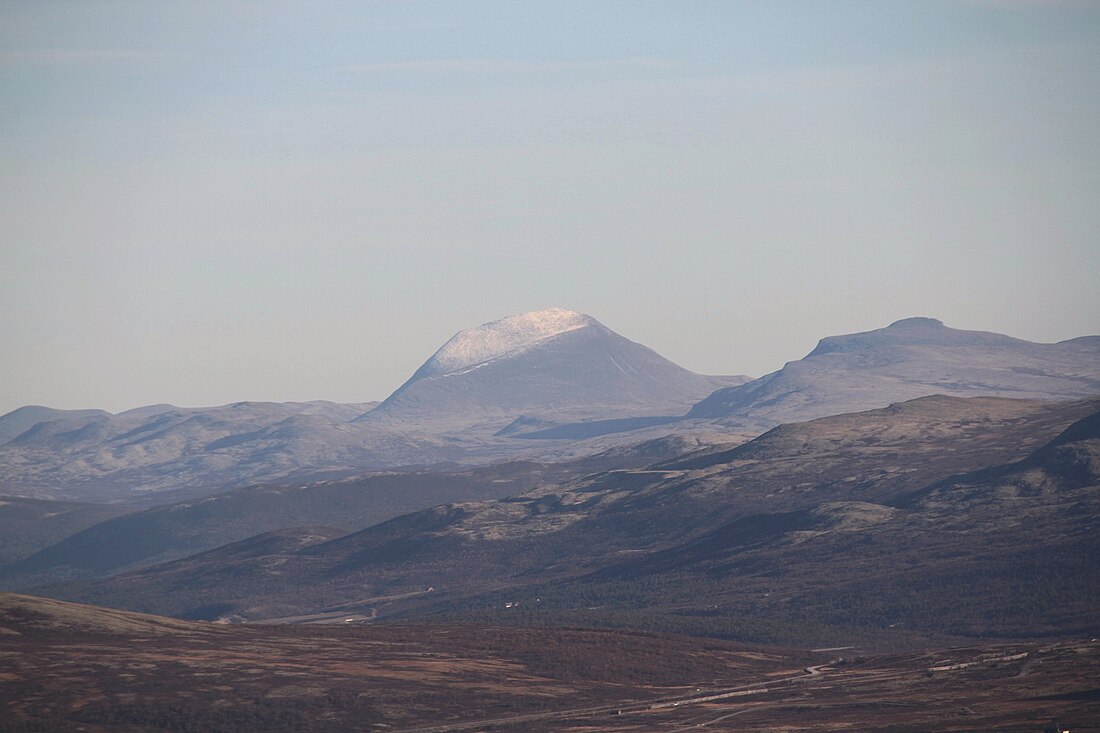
2 1 1099 414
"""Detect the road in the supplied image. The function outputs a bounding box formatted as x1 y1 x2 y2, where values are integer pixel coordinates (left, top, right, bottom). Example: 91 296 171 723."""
388 663 836 733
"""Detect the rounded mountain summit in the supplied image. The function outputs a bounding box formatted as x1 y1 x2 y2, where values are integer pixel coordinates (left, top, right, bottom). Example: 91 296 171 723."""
360 308 747 431
689 316 1100 427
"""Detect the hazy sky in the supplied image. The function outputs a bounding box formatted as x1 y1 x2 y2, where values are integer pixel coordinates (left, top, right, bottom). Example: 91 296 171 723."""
2 1 1099 415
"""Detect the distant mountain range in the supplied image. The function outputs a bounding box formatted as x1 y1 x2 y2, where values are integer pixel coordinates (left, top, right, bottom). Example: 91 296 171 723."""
1 310 1097 503
0 400 460 502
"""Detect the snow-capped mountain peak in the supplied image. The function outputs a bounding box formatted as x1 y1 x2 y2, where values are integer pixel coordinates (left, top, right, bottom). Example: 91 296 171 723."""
364 306 742 429
418 308 596 378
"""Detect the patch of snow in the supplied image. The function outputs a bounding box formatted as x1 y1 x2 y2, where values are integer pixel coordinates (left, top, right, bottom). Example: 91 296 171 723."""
418 308 595 377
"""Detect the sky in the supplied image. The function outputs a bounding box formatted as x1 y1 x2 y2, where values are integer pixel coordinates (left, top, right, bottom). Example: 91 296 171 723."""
2 1 1099 415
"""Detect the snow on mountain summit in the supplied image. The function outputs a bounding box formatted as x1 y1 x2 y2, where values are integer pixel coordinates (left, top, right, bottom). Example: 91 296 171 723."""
418 308 597 378
365 306 744 429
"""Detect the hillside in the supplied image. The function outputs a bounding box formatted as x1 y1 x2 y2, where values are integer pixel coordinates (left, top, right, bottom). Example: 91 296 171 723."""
0 496 133 565
52 395 1100 649
0 438 705 588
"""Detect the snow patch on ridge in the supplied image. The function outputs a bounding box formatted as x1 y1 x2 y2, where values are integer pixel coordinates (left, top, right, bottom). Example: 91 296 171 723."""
419 308 595 377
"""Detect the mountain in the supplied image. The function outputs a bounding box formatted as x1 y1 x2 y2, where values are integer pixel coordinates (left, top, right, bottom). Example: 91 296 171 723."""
54 395 1100 648
362 307 747 430
688 317 1100 428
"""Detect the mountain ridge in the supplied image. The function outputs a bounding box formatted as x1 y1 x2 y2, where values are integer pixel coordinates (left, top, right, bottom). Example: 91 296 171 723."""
689 316 1100 427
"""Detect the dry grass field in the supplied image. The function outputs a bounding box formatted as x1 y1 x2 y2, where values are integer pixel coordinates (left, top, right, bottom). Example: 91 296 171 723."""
2 593 1097 732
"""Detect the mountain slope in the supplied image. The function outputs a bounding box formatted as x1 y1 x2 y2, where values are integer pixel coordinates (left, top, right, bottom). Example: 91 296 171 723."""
688 317 1100 428
363 307 745 430
55 395 1100 648
452 397 1100 643
0 436 710 589
0 463 560 586
0 496 133 565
